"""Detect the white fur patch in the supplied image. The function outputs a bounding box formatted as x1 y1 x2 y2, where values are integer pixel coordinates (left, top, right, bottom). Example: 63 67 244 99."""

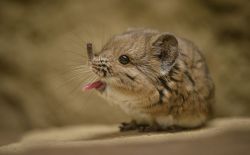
133 113 153 125
104 85 154 125
176 115 206 128
155 115 174 127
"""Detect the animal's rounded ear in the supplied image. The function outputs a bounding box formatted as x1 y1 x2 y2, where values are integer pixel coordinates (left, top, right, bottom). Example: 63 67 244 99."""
152 33 179 74
152 33 178 49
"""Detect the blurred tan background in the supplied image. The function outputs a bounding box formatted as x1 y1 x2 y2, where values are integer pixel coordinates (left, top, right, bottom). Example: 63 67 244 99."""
0 0 250 137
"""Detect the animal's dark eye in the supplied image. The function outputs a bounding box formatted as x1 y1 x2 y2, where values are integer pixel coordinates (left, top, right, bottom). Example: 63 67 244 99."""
119 55 130 65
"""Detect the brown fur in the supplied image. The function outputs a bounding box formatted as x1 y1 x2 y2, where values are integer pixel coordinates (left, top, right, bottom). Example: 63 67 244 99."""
88 28 215 131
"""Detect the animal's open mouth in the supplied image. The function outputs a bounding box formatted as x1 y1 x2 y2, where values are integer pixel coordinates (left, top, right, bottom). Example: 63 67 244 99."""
83 80 106 91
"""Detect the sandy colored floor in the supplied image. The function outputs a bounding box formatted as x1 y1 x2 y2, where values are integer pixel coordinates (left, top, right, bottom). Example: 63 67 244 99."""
1 117 249 155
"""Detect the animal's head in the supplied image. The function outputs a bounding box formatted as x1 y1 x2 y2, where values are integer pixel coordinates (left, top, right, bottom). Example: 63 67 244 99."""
84 29 179 95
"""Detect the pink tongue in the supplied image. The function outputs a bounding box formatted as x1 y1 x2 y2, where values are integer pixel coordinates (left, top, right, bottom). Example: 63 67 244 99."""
83 81 104 91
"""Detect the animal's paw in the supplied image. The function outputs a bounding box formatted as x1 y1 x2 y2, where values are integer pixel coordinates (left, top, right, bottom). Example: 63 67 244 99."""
137 124 161 132
119 121 189 132
119 121 137 132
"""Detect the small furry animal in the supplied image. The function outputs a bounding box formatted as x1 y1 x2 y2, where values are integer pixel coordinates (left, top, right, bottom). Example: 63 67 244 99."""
84 28 215 132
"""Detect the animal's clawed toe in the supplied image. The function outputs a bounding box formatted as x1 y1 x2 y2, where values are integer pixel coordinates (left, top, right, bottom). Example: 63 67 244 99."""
137 124 161 132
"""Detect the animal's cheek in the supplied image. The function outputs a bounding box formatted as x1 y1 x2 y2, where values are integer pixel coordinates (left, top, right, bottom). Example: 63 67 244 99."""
111 65 127 75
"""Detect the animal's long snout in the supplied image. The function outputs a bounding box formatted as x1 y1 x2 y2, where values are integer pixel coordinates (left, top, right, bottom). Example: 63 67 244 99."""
86 43 94 61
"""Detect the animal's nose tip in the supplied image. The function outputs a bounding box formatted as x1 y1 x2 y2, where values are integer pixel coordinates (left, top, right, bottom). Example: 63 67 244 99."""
91 65 108 77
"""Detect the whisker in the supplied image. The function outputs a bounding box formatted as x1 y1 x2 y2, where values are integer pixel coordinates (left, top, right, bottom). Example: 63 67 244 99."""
70 66 90 70
83 75 98 86
69 68 92 74
69 73 99 95
61 66 90 75
66 63 89 68
60 69 95 89
68 74 97 94
64 68 90 76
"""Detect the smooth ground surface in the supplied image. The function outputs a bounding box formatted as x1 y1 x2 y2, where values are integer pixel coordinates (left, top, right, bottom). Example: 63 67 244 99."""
1 118 250 155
